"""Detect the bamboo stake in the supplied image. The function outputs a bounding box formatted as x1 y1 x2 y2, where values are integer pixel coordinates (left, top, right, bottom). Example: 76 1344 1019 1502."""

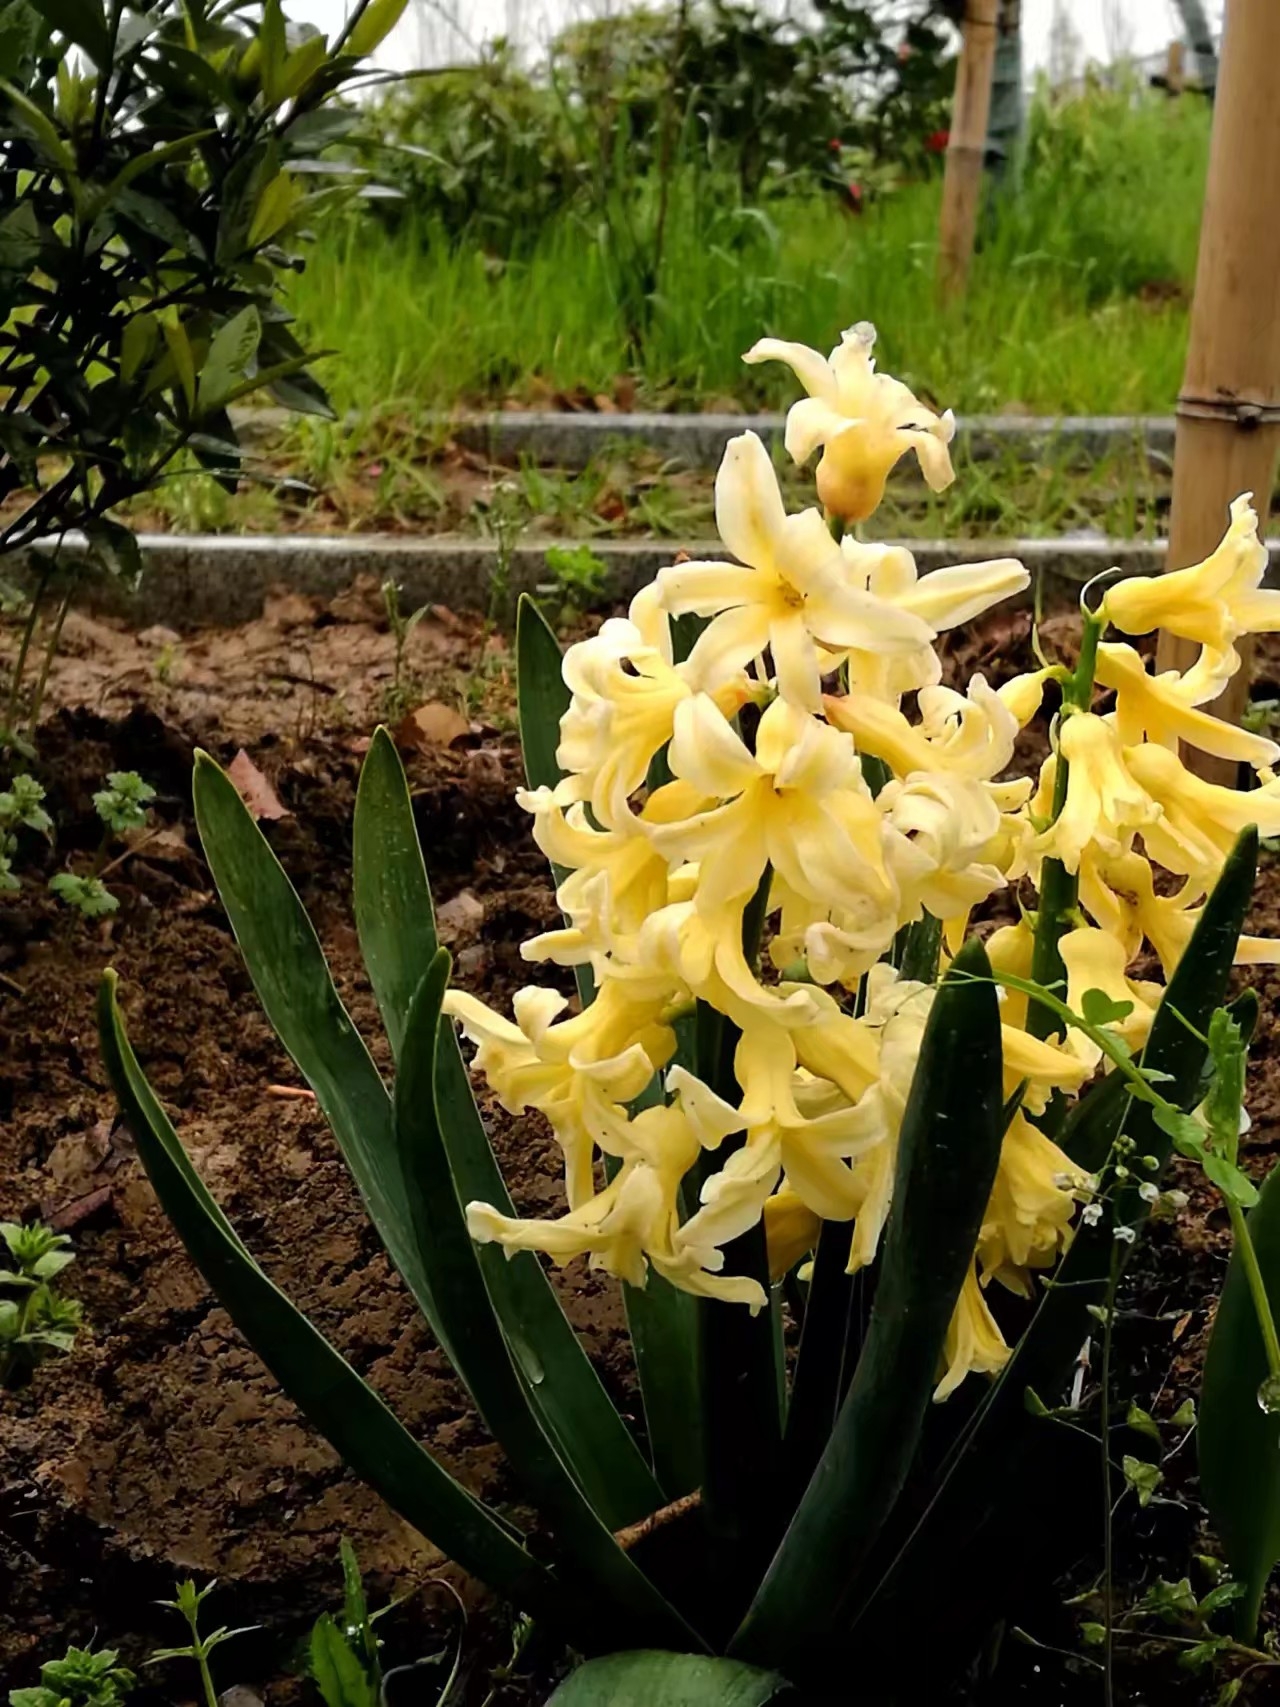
1158 0 1280 785
937 0 1000 300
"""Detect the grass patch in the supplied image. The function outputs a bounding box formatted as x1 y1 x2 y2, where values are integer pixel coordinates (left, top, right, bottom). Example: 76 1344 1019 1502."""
289 83 1209 418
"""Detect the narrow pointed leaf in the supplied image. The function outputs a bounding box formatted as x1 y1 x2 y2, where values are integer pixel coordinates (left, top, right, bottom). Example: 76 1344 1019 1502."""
732 937 1005 1669
352 726 437 1062
349 730 662 1529
191 751 450 1352
547 1652 791 1706
1200 1162 1280 1638
396 954 704 1654
95 972 565 1632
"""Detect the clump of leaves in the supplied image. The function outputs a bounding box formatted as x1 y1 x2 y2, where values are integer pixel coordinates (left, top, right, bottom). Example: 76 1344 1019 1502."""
8 1644 136 1707
0 0 404 744
48 769 155 918
0 1221 82 1389
0 773 52 891
149 1580 256 1707
541 543 609 624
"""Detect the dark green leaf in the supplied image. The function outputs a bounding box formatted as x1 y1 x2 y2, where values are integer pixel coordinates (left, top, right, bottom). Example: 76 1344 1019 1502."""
84 517 142 586
95 970 567 1631
198 304 262 410
191 751 449 1351
546 1652 791 1706
309 1613 377 1707
732 937 1005 1669
352 726 437 1062
394 955 698 1652
350 731 663 1530
37 0 108 61
1200 1160 1280 1637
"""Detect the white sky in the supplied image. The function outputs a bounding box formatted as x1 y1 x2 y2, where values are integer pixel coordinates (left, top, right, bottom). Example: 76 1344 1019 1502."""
294 0 1226 77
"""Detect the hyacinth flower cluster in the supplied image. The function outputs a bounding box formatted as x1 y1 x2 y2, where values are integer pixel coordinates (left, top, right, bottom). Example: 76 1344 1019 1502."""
449 322 1280 1401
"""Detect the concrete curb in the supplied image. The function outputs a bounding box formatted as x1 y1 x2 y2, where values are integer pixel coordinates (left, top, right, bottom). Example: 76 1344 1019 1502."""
234 407 1177 469
16 530 1273 631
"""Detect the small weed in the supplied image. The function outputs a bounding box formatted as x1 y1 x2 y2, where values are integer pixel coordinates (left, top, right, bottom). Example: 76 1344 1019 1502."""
0 1221 82 1390
541 543 610 622
8 1644 135 1707
381 580 431 722
149 1580 256 1707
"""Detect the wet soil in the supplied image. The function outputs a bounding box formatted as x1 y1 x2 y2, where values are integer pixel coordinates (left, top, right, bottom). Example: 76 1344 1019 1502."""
3 591 1280 1703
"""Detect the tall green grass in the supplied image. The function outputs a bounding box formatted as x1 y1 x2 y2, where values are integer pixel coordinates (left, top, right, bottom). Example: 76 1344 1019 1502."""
291 82 1210 417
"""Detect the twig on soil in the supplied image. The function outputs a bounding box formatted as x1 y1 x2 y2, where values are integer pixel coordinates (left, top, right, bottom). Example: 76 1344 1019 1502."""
265 1083 318 1100
98 825 169 879
613 1490 702 1551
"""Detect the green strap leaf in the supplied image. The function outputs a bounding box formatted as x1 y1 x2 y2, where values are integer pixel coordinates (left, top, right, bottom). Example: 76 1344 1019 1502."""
350 729 662 1530
731 937 1005 1670
95 971 563 1630
191 751 449 1355
514 596 701 1502
352 726 439 1062
546 1652 791 1706
852 828 1260 1648
397 954 704 1654
1200 1161 1280 1638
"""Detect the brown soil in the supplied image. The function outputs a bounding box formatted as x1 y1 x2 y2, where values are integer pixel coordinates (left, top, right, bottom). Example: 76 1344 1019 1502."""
3 592 1280 1703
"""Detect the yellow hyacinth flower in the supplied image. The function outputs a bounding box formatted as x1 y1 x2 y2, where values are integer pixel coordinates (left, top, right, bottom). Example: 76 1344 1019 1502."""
554 588 752 830
743 321 956 522
444 982 674 1209
1095 640 1278 769
978 1110 1089 1287
651 693 893 920
653 430 933 710
1058 926 1160 1070
1032 713 1157 873
1101 494 1276 666
1126 741 1280 881
937 1265 1010 1400
468 1099 767 1310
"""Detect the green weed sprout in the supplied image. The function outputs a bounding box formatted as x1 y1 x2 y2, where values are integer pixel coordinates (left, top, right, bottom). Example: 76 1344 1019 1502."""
0 774 52 893
49 770 156 919
8 1645 136 1707
149 1581 256 1707
0 1222 82 1390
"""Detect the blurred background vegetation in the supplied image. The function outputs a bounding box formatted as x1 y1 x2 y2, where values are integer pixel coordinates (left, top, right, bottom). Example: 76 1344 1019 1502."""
286 0 1210 418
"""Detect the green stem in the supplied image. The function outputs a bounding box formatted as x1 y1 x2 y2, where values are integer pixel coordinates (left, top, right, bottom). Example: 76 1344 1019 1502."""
194 1646 219 1707
4 565 50 740
1028 611 1104 1041
1227 1200 1280 1379
1100 1243 1120 1707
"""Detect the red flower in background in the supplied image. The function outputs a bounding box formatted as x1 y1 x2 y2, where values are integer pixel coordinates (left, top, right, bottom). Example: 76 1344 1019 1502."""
925 128 950 154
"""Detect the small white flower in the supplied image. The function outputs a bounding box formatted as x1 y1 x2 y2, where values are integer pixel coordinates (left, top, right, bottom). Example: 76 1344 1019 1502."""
1113 1225 1137 1244
1163 1189 1190 1210
1138 1182 1159 1204
1081 1203 1104 1227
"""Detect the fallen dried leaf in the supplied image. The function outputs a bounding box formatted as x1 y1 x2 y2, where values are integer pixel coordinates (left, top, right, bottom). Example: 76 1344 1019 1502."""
437 888 485 943
49 1186 114 1232
396 700 471 751
1172 1311 1192 1342
227 749 291 820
